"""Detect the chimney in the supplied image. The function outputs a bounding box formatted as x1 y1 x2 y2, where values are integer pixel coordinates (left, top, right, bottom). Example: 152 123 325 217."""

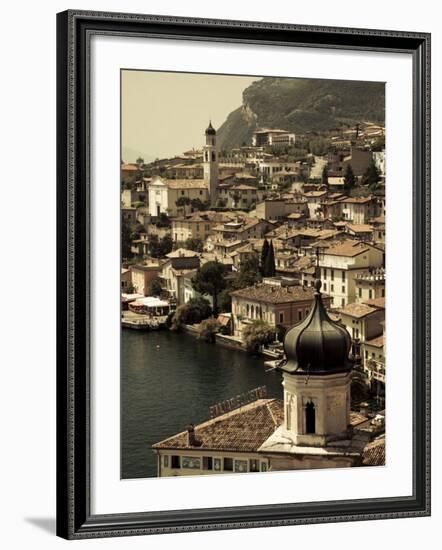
187 423 199 447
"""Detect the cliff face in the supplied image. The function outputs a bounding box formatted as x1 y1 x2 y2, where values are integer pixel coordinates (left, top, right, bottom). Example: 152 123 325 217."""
216 77 385 150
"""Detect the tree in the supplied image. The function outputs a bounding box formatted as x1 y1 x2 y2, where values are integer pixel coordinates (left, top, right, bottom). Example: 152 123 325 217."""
231 254 262 290
190 198 210 212
125 282 136 294
361 160 380 187
147 233 173 258
136 156 144 167
231 191 241 208
175 196 191 209
218 289 232 313
192 261 226 315
343 163 356 190
158 234 173 257
155 213 171 228
121 216 132 259
184 237 203 252
171 297 212 330
260 239 270 274
263 240 276 277
198 318 220 343
321 164 329 187
148 278 163 297
242 320 274 354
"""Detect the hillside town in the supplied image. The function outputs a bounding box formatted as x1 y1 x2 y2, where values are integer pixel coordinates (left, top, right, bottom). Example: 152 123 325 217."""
121 117 386 477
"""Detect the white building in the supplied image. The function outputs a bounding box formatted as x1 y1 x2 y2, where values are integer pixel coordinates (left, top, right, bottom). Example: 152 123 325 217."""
319 240 384 307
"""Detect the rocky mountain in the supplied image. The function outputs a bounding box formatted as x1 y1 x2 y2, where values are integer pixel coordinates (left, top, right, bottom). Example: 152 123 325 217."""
217 77 385 151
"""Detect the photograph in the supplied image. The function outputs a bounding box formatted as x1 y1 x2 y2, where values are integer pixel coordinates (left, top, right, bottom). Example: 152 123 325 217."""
120 70 387 480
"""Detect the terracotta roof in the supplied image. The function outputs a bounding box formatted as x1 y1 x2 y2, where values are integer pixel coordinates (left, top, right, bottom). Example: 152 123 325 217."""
338 196 373 204
166 248 200 258
322 240 370 257
152 399 284 452
362 297 386 309
346 223 374 233
230 184 258 190
150 177 208 189
166 179 208 189
303 191 328 198
338 302 379 319
362 434 385 466
365 334 385 348
121 163 139 171
230 283 319 304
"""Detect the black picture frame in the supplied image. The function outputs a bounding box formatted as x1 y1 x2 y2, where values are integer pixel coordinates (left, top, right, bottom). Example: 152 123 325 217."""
56 10 431 540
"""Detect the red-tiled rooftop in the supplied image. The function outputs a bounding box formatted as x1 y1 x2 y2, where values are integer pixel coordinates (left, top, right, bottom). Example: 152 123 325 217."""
152 399 284 452
230 283 320 304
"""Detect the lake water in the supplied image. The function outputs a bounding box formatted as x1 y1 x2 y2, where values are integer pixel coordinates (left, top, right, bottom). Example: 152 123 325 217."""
121 329 283 478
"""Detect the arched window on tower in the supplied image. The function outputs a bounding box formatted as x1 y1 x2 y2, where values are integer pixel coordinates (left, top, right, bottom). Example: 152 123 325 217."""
305 401 316 434
212 151 216 161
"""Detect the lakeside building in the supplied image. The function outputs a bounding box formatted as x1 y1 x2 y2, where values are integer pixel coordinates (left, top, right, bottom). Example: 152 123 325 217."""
230 281 332 336
152 281 384 476
130 261 163 296
160 248 201 305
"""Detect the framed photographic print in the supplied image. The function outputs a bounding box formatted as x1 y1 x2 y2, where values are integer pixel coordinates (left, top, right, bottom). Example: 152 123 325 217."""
56 10 431 539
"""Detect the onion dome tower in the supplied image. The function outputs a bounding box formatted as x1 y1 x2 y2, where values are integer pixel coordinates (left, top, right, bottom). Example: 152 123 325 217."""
203 121 218 206
281 280 353 446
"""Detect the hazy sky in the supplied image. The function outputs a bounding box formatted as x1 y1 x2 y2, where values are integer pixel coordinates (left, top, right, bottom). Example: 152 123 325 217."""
122 70 258 163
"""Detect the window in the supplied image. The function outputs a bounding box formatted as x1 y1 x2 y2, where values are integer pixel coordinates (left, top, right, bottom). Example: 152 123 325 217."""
359 288 362 298
323 268 327 278
199 190 203 195
298 310 303 321
331 269 334 280
171 455 180 469
181 190 185 196
163 455 169 468
223 457 233 471
382 289 385 297
342 286 345 293
250 459 259 472
341 298 345 306
305 402 316 434
369 289 373 299
331 284 334 292
279 312 284 323
203 457 213 471
342 271 346 281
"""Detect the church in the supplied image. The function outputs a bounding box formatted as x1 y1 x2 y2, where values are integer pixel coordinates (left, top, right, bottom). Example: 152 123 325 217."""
147 122 219 217
152 279 385 476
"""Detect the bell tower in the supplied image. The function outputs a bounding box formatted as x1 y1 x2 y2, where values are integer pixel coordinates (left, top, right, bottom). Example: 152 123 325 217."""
203 121 219 206
281 279 353 447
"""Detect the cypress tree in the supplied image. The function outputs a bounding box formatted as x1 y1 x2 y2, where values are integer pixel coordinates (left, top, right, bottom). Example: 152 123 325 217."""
260 238 270 274
343 163 356 190
321 164 329 187
264 240 276 277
